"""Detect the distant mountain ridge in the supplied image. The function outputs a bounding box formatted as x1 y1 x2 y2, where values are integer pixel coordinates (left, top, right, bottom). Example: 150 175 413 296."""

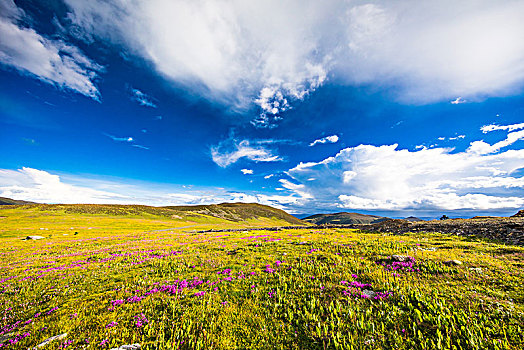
303 212 428 225
303 212 389 225
0 197 35 205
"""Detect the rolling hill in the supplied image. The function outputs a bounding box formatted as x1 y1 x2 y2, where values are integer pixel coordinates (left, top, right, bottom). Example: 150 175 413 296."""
0 200 306 234
0 197 35 205
163 202 304 224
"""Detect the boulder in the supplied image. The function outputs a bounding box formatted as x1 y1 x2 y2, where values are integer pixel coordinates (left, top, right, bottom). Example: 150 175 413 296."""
23 235 45 240
0 333 14 343
361 290 377 298
110 344 141 350
391 255 410 262
444 260 462 266
34 333 67 348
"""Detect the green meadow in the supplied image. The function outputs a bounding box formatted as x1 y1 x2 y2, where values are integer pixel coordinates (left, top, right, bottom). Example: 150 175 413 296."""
0 205 522 349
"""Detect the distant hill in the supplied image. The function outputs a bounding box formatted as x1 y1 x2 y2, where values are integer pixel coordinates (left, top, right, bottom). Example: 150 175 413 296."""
0 197 35 205
404 216 424 222
6 202 305 226
303 212 388 225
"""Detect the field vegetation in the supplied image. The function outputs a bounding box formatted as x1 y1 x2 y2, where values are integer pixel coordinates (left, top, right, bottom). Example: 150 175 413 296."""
0 205 522 349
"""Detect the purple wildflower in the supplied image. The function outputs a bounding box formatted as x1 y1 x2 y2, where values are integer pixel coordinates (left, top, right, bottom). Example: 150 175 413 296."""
106 321 118 328
134 314 149 328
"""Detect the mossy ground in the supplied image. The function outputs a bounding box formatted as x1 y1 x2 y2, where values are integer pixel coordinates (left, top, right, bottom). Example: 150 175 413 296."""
0 207 522 349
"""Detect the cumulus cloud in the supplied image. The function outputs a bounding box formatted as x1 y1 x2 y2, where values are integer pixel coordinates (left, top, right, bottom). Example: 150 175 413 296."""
282 127 524 211
211 138 282 168
131 88 157 108
309 135 339 147
0 167 304 210
240 169 253 175
0 167 127 204
61 0 524 117
0 0 102 99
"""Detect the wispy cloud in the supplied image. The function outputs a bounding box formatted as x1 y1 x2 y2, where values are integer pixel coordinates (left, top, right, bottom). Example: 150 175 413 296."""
132 144 149 150
309 135 339 147
450 97 466 104
104 134 133 142
131 88 157 108
210 138 282 168
468 130 524 154
240 169 253 175
104 133 150 150
0 0 102 99
22 138 37 145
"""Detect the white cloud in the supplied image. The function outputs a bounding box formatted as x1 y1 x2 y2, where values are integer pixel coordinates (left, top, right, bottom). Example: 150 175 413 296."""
0 167 127 204
0 167 305 211
467 129 524 155
241 169 253 175
450 97 466 104
131 88 157 108
0 0 102 99
105 134 133 142
211 138 282 168
104 133 151 149
132 144 149 150
449 135 466 140
309 135 339 147
481 123 524 133
283 127 524 211
264 174 274 179
62 0 524 117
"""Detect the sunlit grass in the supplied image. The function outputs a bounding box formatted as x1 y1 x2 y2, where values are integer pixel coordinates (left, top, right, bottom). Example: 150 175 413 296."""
0 207 522 349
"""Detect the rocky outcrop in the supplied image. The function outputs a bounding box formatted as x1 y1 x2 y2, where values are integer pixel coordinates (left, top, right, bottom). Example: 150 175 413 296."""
512 210 524 217
357 217 524 246
195 217 524 246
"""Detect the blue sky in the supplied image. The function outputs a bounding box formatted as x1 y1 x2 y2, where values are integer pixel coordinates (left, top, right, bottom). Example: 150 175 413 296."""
1 0 524 218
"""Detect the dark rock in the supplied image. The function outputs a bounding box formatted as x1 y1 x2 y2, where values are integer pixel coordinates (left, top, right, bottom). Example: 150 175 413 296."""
444 260 462 266
512 210 524 217
23 235 45 240
391 255 410 262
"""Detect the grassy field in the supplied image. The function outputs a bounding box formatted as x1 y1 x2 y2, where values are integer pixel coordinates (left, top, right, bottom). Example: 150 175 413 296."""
0 206 523 349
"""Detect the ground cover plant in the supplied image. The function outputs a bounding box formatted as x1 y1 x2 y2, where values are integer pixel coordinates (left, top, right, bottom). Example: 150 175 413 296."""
0 206 523 349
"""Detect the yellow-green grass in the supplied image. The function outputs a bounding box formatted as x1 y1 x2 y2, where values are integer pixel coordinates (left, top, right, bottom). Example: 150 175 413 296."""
0 205 300 239
0 208 522 349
